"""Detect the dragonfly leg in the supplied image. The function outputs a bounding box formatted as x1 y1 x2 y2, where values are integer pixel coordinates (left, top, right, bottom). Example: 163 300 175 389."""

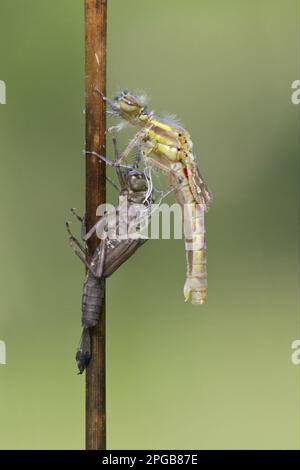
115 127 148 165
111 137 127 189
67 218 107 278
134 144 142 168
66 221 85 253
84 150 133 169
86 131 147 175
70 208 87 240
89 239 106 278
70 207 83 223
142 147 183 189
106 175 120 192
107 121 128 134
66 222 97 275
112 136 120 160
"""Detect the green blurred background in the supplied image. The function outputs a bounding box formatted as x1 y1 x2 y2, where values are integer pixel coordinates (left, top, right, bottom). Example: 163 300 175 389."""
0 0 299 449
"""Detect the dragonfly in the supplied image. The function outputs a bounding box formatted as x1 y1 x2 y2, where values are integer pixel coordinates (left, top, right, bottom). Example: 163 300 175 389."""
97 90 213 305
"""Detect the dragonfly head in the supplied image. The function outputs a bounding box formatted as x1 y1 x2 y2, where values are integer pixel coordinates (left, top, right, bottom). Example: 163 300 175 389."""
111 90 149 121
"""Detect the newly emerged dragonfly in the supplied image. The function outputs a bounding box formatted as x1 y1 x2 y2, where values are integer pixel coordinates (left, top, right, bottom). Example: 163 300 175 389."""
99 90 213 305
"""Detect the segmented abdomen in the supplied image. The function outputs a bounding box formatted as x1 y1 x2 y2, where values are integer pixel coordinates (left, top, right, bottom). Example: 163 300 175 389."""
81 273 104 328
170 161 208 305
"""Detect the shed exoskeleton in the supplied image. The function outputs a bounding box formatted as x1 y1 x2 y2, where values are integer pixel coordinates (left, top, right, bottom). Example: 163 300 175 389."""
67 139 153 373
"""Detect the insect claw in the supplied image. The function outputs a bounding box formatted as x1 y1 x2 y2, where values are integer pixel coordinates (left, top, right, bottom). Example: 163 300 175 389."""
93 87 105 100
94 89 119 112
70 208 83 223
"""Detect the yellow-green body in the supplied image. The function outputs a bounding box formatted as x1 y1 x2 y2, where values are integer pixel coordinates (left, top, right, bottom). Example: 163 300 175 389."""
108 91 212 304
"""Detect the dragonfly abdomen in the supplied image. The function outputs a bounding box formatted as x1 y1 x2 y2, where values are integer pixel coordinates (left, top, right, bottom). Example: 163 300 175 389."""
170 162 208 305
